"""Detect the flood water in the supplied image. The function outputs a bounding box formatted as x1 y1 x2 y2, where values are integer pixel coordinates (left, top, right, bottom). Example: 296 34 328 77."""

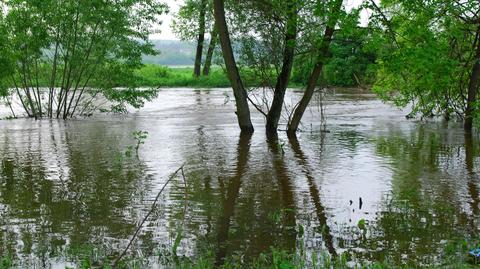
0 88 479 268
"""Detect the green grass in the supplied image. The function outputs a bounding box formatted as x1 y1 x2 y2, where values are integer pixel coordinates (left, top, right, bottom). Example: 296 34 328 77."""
134 65 232 88
134 64 310 89
2 243 479 269
1 63 322 90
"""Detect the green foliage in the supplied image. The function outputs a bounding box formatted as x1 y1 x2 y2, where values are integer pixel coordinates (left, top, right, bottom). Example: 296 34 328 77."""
290 8 376 88
124 130 149 157
133 130 149 153
290 54 317 87
368 0 478 120
1 243 479 269
134 65 232 88
0 14 13 97
172 0 213 42
172 228 184 257
322 33 377 87
0 256 12 269
148 246 477 268
1 0 168 118
357 218 367 230
135 64 375 89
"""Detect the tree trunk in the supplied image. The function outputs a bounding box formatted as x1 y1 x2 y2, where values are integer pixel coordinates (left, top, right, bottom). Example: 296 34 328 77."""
48 31 61 118
464 28 480 132
10 75 31 117
213 0 254 134
34 59 42 117
194 0 207 77
265 1 298 134
203 25 218 76
21 60 37 119
287 0 342 136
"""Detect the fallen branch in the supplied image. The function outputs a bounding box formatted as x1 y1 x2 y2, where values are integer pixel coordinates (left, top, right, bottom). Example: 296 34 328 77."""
113 164 186 268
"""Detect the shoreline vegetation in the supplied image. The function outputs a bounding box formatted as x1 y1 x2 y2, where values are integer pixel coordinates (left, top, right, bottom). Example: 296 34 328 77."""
0 64 372 90
1 239 478 269
134 64 372 90
135 65 232 88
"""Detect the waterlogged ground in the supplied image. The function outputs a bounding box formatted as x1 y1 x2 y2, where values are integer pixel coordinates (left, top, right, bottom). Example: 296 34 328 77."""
0 88 479 268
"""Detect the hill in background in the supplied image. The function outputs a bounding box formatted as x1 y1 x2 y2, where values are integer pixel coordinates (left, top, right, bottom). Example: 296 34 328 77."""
144 40 196 66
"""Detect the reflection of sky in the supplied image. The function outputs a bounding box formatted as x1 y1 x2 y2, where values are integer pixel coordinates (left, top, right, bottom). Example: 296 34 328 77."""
1 89 479 266
320 145 393 224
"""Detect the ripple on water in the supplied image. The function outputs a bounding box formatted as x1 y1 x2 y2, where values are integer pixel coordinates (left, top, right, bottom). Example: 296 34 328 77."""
0 89 478 267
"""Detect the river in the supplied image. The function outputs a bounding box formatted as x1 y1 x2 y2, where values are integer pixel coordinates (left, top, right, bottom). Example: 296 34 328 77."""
0 88 478 268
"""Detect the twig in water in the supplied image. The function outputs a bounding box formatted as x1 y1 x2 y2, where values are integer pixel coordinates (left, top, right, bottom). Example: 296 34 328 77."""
113 164 186 268
172 166 189 261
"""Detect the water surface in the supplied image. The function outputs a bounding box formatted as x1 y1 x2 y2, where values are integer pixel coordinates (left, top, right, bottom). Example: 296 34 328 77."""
0 88 478 267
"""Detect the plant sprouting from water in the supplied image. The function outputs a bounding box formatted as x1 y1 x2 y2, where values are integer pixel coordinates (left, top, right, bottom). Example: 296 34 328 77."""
0 256 12 269
125 130 149 157
133 131 149 153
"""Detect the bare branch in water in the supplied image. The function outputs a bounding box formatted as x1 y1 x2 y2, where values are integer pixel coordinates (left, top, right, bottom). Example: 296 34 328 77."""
113 163 187 268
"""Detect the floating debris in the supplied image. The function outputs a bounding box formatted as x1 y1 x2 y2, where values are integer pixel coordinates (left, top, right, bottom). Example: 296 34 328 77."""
469 248 480 260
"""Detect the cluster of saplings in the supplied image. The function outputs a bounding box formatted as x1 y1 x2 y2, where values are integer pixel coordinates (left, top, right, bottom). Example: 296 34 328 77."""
1 0 480 134
0 0 166 119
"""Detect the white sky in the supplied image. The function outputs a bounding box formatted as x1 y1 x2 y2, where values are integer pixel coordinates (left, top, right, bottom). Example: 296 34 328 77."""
151 0 184 40
152 0 367 40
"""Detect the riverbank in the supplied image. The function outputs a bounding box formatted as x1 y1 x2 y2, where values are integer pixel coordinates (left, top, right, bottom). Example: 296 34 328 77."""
134 64 333 89
0 64 366 90
135 65 232 88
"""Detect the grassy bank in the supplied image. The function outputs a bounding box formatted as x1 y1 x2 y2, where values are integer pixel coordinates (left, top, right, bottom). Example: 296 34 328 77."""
0 64 361 89
134 65 232 88
134 64 310 89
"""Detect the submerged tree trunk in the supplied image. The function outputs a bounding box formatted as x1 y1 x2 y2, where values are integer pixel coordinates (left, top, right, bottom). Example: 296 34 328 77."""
287 0 342 136
194 0 207 77
203 25 218 76
265 1 298 134
464 27 480 132
213 0 254 134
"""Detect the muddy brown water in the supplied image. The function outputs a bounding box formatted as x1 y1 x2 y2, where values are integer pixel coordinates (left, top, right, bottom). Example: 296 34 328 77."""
0 88 479 268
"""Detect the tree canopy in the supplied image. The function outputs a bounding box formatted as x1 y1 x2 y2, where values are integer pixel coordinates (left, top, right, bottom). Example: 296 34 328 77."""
368 0 480 127
0 0 168 118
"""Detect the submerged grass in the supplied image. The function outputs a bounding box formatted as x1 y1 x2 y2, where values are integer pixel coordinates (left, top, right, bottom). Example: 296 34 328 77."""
0 256 12 269
2 242 479 269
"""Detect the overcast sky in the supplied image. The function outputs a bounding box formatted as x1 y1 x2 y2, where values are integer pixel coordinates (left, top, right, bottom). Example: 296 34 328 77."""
152 0 368 40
